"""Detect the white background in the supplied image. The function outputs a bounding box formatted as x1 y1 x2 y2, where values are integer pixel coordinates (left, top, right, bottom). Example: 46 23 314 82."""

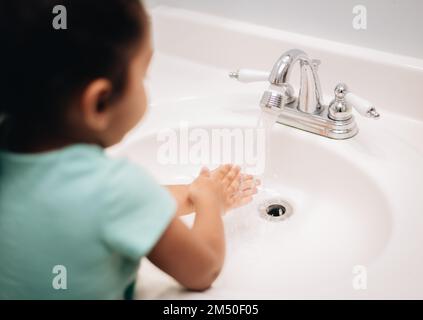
145 0 423 59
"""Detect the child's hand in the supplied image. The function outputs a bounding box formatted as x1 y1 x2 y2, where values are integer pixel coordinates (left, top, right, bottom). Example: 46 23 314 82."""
230 172 260 209
210 164 260 211
188 167 225 212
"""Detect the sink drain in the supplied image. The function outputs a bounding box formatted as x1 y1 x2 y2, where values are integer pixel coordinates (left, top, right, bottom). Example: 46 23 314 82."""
258 198 293 222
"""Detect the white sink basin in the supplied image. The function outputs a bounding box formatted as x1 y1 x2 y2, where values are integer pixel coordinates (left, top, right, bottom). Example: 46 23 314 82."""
109 93 423 299
107 6 423 299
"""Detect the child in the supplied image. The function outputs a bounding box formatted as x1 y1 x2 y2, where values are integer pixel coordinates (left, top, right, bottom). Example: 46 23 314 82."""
0 0 259 299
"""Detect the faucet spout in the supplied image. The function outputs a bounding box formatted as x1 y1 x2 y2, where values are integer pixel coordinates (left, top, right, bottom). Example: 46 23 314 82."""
269 49 323 114
269 49 308 85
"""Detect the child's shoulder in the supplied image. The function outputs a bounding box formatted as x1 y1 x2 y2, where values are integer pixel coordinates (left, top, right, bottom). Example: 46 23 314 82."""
58 144 159 200
1 143 162 213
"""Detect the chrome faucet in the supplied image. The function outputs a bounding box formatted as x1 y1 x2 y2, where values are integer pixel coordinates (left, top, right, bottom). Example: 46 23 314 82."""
229 48 380 140
268 49 323 114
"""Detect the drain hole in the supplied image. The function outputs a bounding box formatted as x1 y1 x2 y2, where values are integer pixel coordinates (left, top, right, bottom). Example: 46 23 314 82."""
266 204 286 217
259 198 293 222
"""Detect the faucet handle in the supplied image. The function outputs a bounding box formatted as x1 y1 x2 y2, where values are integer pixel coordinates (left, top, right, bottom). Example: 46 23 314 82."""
345 92 380 119
228 69 269 83
329 83 380 120
328 83 351 120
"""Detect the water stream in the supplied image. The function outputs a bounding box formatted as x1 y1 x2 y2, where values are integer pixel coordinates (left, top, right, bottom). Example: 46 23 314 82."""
255 110 279 190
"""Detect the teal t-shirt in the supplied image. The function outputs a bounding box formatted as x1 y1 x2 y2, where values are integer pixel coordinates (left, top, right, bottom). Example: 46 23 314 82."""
0 144 176 299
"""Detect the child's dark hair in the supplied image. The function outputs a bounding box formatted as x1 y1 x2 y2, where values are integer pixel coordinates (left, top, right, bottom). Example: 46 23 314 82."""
0 0 148 141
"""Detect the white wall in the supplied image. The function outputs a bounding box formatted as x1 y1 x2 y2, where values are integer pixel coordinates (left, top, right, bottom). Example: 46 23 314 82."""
144 0 423 59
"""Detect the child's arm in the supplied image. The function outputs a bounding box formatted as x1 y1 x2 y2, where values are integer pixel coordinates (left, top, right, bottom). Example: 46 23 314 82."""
165 185 194 216
148 168 225 291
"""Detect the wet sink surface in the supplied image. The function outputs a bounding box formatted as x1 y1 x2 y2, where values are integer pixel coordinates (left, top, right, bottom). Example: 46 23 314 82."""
107 93 418 299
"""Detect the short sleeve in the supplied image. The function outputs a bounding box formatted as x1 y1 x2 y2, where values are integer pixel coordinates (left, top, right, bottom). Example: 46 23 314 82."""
100 160 176 261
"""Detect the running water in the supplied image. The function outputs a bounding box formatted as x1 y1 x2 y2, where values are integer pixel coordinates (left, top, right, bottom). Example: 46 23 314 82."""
226 110 280 238
233 108 280 220
256 110 279 187
229 110 280 236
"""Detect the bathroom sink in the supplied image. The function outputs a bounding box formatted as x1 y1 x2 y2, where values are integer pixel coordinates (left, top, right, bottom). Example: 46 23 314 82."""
107 6 423 299
109 93 423 299
114 124 391 297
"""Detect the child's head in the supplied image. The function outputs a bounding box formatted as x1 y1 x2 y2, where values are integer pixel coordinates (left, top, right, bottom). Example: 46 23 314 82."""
0 0 152 150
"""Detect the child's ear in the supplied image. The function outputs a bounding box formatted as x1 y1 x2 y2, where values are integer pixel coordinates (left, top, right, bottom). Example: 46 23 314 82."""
80 78 114 131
